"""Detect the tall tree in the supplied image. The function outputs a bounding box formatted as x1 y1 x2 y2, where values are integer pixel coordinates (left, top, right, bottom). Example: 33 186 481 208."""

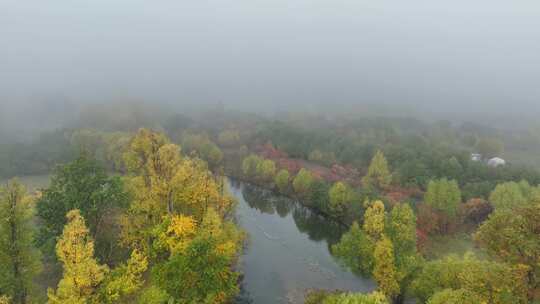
474 203 540 292
242 154 262 179
386 203 416 257
332 222 374 275
373 236 399 301
362 150 391 191
489 181 527 210
47 210 109 304
293 168 314 198
363 200 386 241
0 180 41 304
256 159 276 183
424 178 461 219
36 154 128 260
274 169 290 193
152 209 241 304
328 182 355 217
411 253 529 304
120 129 234 254
48 209 147 304
386 203 421 302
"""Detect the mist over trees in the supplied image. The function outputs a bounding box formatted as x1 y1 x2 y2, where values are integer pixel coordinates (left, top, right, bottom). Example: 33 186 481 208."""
1 1 540 303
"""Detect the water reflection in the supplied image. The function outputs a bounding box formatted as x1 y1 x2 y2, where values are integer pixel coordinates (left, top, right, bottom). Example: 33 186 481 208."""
230 179 374 304
241 184 344 245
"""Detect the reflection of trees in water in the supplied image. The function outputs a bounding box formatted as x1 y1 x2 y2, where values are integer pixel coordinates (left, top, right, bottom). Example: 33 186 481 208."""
234 278 254 304
229 178 243 190
241 184 293 217
242 185 276 214
273 197 292 217
240 181 345 252
292 206 343 247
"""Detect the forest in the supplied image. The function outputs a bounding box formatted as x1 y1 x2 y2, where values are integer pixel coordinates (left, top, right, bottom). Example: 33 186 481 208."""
3 0 540 302
1 102 539 304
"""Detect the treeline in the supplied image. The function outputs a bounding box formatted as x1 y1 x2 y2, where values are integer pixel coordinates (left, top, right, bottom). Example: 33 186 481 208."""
252 119 540 191
238 150 540 303
0 130 76 178
0 129 242 303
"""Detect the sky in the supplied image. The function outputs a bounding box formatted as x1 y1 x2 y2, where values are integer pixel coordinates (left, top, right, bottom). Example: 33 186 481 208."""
1 0 540 117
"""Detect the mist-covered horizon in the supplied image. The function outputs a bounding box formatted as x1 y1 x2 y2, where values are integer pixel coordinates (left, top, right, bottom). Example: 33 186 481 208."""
2 0 540 120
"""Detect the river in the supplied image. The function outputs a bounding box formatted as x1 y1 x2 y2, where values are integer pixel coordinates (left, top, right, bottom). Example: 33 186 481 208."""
229 179 375 304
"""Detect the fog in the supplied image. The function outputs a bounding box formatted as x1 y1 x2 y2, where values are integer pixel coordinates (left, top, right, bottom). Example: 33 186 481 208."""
2 0 540 122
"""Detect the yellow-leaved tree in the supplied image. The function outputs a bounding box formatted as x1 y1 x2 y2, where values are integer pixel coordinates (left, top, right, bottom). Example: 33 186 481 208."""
120 129 234 254
48 209 148 304
363 200 386 241
47 210 109 304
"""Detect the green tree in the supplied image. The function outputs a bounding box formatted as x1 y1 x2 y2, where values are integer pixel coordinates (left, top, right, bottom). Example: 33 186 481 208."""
322 291 389 304
256 159 276 183
489 181 527 210
180 132 223 169
332 222 374 274
217 130 240 147
474 203 540 291
411 253 529 304
151 210 241 304
293 168 314 198
242 154 262 179
0 180 41 304
424 178 461 218
386 203 421 300
427 289 482 304
386 203 416 256
308 150 324 163
328 182 355 217
36 154 128 261
440 156 462 181
274 169 290 193
362 150 391 191
152 235 238 304
98 249 148 304
373 236 399 300
137 286 169 304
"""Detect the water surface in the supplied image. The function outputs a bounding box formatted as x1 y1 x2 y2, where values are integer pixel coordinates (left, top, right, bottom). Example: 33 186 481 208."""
229 179 375 304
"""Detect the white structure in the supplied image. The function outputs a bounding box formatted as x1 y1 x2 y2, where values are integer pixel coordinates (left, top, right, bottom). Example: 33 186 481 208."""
471 153 482 162
487 157 506 167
